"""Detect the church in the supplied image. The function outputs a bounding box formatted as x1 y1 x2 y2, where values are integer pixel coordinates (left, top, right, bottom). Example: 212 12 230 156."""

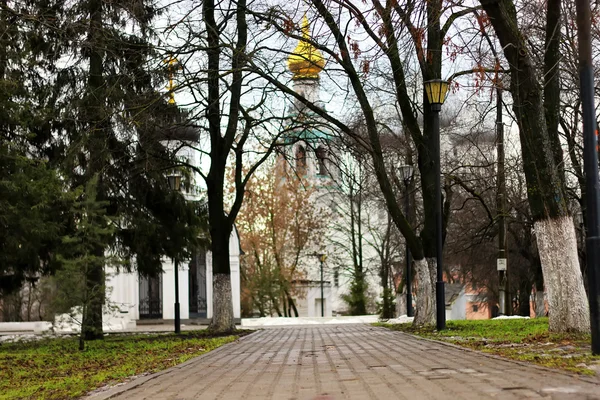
275 16 388 318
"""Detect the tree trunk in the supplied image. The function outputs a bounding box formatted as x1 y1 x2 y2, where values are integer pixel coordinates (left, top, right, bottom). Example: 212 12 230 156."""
207 218 235 332
535 217 590 332
282 296 289 317
209 273 235 332
82 254 104 341
534 266 545 318
79 303 86 351
413 258 435 325
285 289 299 317
81 0 106 342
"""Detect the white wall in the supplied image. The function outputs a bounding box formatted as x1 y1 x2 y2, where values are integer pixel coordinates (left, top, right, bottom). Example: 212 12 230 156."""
105 266 139 320
306 285 332 317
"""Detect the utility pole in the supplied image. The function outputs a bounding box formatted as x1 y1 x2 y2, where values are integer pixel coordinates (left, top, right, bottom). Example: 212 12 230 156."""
576 0 600 355
496 87 508 316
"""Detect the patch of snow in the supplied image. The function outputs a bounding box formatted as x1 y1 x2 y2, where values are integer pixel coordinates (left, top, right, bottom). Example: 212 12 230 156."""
384 315 414 324
541 387 581 394
53 307 136 333
0 321 52 333
241 315 380 327
492 315 530 320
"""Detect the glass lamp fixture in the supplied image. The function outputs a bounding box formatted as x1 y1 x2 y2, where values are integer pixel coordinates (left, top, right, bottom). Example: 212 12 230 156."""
168 174 182 191
398 164 414 185
424 79 450 106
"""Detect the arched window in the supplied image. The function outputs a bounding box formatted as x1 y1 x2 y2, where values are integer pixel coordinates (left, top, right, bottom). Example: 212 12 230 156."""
315 146 328 176
296 145 307 175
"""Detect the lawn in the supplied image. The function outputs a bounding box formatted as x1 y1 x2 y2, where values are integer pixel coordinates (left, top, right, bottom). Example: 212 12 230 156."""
376 318 600 375
0 330 248 400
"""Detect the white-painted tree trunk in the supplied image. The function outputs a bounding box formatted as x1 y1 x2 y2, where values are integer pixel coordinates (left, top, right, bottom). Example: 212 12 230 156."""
427 257 437 308
396 287 407 317
208 273 235 332
534 290 546 318
535 216 589 333
413 258 435 326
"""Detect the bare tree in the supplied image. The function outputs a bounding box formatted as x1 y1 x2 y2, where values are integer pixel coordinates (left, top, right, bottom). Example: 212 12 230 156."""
165 0 321 331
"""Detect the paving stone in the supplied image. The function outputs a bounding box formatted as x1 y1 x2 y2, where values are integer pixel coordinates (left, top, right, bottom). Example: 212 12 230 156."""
87 325 600 400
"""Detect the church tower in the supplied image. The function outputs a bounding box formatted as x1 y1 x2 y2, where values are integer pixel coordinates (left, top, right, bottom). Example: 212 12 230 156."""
284 16 335 183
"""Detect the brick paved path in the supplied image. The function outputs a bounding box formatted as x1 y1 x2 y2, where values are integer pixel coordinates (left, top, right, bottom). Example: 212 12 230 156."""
89 325 600 400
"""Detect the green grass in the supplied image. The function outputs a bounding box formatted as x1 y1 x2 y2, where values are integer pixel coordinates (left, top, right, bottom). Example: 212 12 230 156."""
0 330 248 400
376 318 600 375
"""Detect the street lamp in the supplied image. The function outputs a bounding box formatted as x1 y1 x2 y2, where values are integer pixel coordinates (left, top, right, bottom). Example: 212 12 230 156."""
168 173 182 334
424 79 450 331
398 164 414 317
576 0 600 355
316 253 327 317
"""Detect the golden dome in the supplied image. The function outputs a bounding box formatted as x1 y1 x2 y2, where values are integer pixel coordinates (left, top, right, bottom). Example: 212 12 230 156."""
288 16 325 80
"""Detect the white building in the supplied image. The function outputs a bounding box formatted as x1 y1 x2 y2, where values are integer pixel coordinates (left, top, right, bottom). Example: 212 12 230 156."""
106 114 242 326
106 231 241 323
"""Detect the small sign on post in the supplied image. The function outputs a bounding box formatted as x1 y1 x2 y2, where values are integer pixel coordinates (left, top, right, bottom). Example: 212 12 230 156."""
497 258 507 271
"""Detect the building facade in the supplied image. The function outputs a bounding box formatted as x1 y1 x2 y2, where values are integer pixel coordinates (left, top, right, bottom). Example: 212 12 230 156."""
106 229 241 323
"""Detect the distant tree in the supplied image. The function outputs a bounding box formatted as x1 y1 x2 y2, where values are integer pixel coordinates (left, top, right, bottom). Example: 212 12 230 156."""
237 160 327 317
331 149 370 316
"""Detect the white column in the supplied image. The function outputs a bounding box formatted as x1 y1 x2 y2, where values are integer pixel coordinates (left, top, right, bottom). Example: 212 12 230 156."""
162 258 175 320
230 258 241 319
206 251 214 319
180 261 190 320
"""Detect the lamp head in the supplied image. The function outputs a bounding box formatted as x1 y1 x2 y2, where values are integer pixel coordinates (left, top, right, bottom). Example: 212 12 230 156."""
168 174 182 191
398 164 414 185
424 79 450 106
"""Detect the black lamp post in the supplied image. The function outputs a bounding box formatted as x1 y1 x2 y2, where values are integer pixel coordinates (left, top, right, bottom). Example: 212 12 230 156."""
424 79 450 331
576 0 600 355
317 253 327 317
398 164 414 317
168 173 182 334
